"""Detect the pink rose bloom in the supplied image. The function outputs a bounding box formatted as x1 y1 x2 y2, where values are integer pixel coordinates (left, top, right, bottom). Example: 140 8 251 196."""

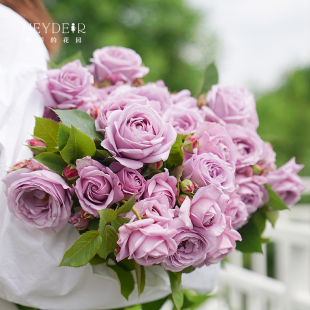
90 46 149 83
101 104 177 169
259 142 277 173
125 197 172 225
225 194 249 230
162 106 204 135
206 85 259 129
95 93 160 132
111 82 172 114
183 152 235 195
171 89 197 109
143 169 177 208
163 220 216 272
189 185 228 237
236 174 269 214
205 218 242 265
190 122 237 171
3 168 73 232
199 106 226 125
37 60 97 111
267 157 306 207
226 124 264 169
75 158 124 216
109 162 146 200
116 218 178 266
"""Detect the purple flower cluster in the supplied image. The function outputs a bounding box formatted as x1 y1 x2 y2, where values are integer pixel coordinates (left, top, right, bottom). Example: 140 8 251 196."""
4 46 306 274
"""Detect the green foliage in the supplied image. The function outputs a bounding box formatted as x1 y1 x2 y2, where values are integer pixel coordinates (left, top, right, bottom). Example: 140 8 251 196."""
107 264 135 300
141 297 168 310
16 305 39 310
45 0 217 94
165 134 185 170
97 225 118 259
182 289 211 309
195 62 218 97
49 51 86 68
134 262 145 296
116 195 136 215
264 184 289 210
257 67 310 175
59 230 102 267
168 271 184 310
60 126 96 164
34 117 59 152
111 216 130 231
54 109 103 140
58 123 71 151
34 152 67 175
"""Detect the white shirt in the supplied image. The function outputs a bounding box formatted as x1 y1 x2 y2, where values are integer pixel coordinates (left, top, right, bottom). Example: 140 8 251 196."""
0 5 220 309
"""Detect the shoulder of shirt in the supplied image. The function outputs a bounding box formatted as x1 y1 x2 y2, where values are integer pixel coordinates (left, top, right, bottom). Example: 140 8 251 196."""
0 4 49 73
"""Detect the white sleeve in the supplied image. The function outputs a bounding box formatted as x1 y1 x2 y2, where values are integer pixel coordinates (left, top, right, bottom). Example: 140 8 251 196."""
0 5 219 310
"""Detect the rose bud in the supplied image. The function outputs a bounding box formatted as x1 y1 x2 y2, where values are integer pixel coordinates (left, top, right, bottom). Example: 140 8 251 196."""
180 179 195 194
63 165 79 181
147 161 163 171
69 210 90 230
178 194 188 206
183 136 199 154
7 161 27 173
27 139 47 155
252 163 265 175
197 93 207 109
81 210 95 219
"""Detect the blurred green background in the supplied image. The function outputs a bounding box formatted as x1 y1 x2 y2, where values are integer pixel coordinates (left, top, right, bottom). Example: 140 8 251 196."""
45 0 310 175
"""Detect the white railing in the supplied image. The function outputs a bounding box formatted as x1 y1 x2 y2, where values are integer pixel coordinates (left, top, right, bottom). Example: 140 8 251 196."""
217 177 310 310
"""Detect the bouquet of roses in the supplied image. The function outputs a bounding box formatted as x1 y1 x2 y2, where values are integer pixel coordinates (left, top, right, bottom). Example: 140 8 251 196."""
3 46 305 309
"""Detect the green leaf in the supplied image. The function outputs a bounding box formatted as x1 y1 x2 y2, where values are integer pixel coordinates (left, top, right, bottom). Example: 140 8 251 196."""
58 123 71 151
48 51 86 69
54 109 103 140
98 209 117 235
60 126 96 164
88 218 100 231
183 290 211 309
95 149 111 160
34 152 68 175
252 208 266 234
89 254 106 266
59 231 102 267
111 216 130 231
97 225 118 259
134 261 145 296
195 62 218 97
107 264 135 300
16 305 39 310
116 195 136 215
263 208 279 228
181 266 195 274
168 271 184 310
141 297 168 310
165 134 184 170
236 214 264 253
34 117 59 152
265 184 289 210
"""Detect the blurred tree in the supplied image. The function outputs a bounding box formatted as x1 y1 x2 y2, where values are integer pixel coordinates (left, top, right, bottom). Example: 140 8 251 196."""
44 0 217 94
257 67 310 175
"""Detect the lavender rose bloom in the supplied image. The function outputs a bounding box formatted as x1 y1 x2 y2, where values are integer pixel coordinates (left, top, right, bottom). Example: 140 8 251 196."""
75 157 124 216
225 194 249 230
3 168 73 232
190 122 237 171
171 89 197 109
183 152 235 195
95 93 160 132
116 218 178 266
226 124 264 169
69 210 90 229
101 103 177 169
206 85 259 129
162 106 203 135
110 162 146 200
143 169 178 208
90 46 149 83
111 82 172 114
236 174 269 214
205 218 241 265
37 60 97 111
267 157 306 207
